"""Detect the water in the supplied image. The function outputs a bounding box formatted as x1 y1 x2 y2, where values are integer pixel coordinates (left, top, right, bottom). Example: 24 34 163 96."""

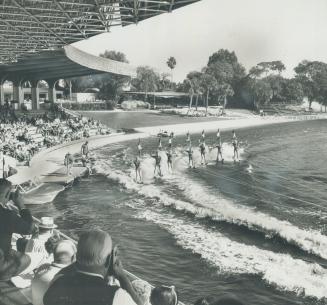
30 116 327 305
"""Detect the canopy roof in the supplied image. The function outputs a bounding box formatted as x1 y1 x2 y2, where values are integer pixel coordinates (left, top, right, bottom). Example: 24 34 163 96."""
0 0 199 64
0 45 137 81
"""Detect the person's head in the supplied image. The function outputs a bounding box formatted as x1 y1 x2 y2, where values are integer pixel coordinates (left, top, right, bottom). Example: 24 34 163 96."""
76 229 112 275
150 285 178 305
0 178 12 205
53 240 77 265
85 141 88 145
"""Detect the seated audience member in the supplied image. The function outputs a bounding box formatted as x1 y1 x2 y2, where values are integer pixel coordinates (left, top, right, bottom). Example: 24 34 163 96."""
32 240 77 305
150 285 178 305
44 229 142 305
0 179 35 281
25 217 57 259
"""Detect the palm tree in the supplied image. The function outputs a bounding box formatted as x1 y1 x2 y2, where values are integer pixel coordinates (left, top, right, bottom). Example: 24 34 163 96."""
167 56 177 82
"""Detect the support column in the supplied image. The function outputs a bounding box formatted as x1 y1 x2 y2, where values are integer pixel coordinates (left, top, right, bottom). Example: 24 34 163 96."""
0 83 4 106
13 80 24 110
47 79 57 104
31 80 40 110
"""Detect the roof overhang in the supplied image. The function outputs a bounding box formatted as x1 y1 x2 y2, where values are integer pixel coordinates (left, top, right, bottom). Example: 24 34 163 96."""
0 0 200 64
0 45 136 81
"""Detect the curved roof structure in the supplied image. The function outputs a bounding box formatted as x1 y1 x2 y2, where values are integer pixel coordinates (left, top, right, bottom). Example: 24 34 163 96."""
0 45 137 81
0 0 200 64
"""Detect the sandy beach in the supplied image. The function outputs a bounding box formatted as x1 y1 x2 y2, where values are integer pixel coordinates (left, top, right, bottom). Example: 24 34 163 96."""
8 113 327 186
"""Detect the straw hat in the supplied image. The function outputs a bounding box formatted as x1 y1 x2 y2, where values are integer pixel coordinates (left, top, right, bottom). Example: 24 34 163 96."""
38 217 57 229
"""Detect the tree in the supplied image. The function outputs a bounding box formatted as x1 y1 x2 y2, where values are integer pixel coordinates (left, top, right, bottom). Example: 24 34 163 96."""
281 78 304 104
186 71 202 110
167 56 177 82
249 61 286 78
294 60 327 109
99 50 129 63
132 66 160 101
200 72 219 115
206 49 245 108
250 79 273 110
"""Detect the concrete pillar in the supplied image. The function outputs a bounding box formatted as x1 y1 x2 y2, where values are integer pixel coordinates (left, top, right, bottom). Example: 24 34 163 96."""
31 80 39 110
0 83 4 106
13 80 24 109
47 79 57 104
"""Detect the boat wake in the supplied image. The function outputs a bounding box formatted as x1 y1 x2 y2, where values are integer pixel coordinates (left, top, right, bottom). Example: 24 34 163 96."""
92 146 327 298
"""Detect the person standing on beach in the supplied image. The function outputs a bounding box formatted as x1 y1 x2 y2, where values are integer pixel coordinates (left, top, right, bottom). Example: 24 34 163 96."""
166 148 173 173
133 156 142 183
81 141 89 158
137 139 142 157
152 150 162 177
64 152 74 175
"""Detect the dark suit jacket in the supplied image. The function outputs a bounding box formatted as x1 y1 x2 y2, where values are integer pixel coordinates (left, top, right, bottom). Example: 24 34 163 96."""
0 205 34 256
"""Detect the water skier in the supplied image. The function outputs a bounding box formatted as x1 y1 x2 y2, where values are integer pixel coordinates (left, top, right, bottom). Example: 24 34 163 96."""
216 140 224 164
166 148 173 172
232 137 239 162
186 145 195 168
64 152 74 175
152 150 162 177
134 156 142 183
199 140 207 165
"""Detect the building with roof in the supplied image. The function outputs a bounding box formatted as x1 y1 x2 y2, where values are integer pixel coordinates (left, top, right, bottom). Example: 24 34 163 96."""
0 0 200 110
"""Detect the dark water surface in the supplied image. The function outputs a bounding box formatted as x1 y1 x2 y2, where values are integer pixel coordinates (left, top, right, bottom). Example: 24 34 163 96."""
31 116 327 305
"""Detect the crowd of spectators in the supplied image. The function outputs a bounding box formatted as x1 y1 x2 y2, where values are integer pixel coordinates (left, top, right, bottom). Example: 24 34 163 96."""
0 105 111 172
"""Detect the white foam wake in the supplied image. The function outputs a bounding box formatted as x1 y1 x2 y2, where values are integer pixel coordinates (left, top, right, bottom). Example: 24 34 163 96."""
138 209 327 299
93 152 327 261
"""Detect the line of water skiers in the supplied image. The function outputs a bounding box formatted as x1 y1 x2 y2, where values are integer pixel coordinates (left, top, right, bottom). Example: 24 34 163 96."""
133 129 239 182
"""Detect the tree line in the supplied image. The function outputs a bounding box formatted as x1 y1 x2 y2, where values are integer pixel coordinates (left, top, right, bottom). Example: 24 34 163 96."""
68 49 327 112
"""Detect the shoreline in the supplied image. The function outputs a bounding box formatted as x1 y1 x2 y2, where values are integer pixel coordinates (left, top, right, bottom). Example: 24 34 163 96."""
8 113 327 188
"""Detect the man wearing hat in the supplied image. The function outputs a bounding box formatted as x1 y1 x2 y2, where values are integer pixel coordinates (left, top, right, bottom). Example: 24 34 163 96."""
25 217 57 260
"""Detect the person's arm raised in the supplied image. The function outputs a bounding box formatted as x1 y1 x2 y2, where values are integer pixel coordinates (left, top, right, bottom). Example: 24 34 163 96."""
113 259 143 305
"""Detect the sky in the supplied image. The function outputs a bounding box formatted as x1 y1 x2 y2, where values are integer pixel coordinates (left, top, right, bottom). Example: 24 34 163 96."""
75 0 327 82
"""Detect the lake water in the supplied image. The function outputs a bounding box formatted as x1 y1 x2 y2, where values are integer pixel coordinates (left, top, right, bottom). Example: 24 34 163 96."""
31 114 327 305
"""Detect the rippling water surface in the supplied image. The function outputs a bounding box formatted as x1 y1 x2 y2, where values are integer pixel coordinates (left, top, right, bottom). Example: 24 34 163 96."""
31 117 327 305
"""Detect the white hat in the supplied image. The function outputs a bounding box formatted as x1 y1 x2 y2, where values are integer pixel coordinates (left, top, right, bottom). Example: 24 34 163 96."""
38 217 57 229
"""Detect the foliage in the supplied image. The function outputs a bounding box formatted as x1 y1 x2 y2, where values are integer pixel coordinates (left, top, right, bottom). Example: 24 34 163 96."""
131 66 160 101
167 56 177 70
280 79 304 104
294 60 327 108
250 79 273 109
69 50 130 104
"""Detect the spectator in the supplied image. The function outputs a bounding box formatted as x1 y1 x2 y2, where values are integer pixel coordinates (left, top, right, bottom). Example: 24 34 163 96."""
25 217 57 259
150 285 178 305
44 229 142 305
32 240 76 305
64 152 74 175
0 178 35 280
